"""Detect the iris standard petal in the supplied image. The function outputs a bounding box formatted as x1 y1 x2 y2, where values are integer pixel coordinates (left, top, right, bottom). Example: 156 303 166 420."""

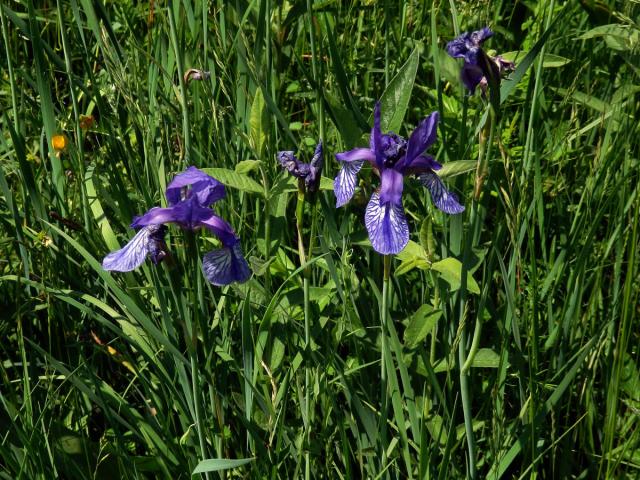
202 242 251 285
334 159 364 207
166 166 225 207
401 111 439 169
102 225 167 272
379 168 404 205
364 191 409 255
446 34 470 58
471 27 493 45
419 171 465 214
371 102 384 168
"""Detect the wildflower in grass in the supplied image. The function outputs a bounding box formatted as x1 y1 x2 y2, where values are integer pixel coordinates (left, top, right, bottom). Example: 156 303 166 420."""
446 27 514 94
52 134 69 154
102 166 250 286
183 68 211 84
334 103 464 255
277 141 323 193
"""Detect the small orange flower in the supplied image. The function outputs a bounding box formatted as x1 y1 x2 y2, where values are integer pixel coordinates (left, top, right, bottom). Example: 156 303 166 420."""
52 134 68 152
79 114 95 130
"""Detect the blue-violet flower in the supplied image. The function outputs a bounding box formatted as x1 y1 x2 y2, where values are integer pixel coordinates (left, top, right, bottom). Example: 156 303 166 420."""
334 103 464 255
446 27 514 94
277 141 323 192
102 166 251 286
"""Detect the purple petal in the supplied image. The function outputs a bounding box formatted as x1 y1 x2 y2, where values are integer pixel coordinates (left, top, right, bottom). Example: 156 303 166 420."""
446 34 471 59
202 242 251 286
379 168 404 205
335 147 375 164
405 155 442 174
400 112 439 170
306 141 323 192
461 63 484 93
364 191 409 255
277 151 302 176
166 166 225 207
371 102 384 169
199 213 241 247
334 159 363 207
132 198 214 231
419 171 465 214
102 225 168 272
471 27 493 45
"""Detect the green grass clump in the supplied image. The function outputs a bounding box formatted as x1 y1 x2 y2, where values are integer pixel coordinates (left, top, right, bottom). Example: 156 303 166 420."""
1 1 639 478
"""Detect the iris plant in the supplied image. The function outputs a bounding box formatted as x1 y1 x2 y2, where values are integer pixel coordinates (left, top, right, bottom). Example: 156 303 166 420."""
102 166 250 286
277 141 323 193
446 27 514 94
334 103 464 255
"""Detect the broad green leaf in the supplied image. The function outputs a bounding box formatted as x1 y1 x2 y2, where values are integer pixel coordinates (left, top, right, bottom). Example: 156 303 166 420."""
235 160 262 175
436 160 477 178
375 47 420 133
326 92 364 149
501 51 571 68
396 256 430 276
471 348 500 368
192 458 255 474
250 88 268 156
201 168 264 195
404 304 442 348
431 257 480 294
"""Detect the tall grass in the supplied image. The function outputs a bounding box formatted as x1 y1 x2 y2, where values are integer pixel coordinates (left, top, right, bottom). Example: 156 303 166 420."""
1 0 639 478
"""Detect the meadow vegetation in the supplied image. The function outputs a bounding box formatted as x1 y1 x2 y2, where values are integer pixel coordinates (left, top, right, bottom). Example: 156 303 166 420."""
0 0 639 478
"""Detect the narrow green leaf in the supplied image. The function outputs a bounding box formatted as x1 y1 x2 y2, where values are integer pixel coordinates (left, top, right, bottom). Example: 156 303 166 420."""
250 88 268 156
501 50 571 68
192 457 255 474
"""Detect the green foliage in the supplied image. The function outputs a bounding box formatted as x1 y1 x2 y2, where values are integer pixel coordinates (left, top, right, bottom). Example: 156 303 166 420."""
0 0 639 479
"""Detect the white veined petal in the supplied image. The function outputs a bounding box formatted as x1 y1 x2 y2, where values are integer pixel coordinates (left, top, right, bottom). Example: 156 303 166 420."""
102 227 154 272
364 192 410 255
419 172 465 214
334 160 364 207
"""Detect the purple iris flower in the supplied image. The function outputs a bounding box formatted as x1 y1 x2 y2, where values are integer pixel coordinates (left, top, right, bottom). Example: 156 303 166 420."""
102 166 251 286
277 141 323 192
446 27 514 94
334 103 464 255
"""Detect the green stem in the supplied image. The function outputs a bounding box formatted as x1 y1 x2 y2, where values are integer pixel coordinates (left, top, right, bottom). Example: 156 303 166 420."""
380 255 391 469
168 2 191 161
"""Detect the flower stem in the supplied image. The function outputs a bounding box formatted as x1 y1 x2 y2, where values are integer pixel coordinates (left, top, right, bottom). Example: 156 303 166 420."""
379 255 391 469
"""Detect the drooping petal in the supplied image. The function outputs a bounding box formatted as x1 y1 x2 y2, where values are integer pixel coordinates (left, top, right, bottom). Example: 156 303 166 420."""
419 171 465 214
364 191 409 255
334 159 364 207
102 225 168 272
379 168 404 205
400 111 439 170
461 63 484 93
404 154 442 174
202 242 251 286
166 166 225 207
